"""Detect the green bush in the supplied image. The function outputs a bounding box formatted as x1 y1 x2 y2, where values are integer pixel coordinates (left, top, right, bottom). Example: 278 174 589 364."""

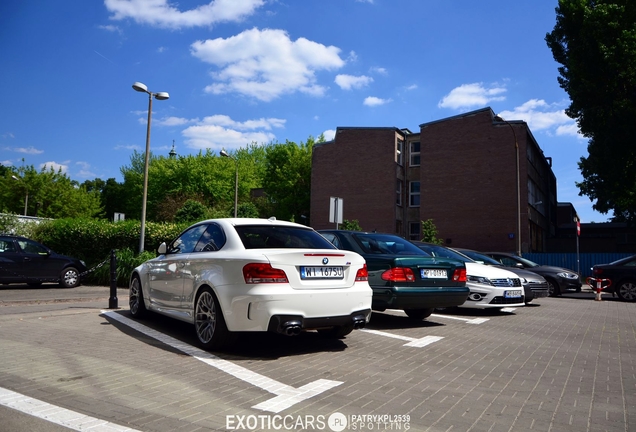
88 248 156 287
29 218 188 270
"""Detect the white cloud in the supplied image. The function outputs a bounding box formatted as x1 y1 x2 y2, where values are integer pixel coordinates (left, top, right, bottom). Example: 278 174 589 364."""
98 24 122 34
182 115 286 150
115 144 141 151
498 100 581 138
438 82 507 109
191 28 345 101
335 74 373 90
105 0 265 29
157 116 197 127
363 96 391 107
369 66 387 75
11 146 44 155
405 84 418 91
322 129 336 141
40 161 69 173
75 162 97 179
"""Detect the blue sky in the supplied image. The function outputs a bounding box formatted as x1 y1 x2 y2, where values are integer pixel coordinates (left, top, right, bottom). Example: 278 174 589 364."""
0 0 609 223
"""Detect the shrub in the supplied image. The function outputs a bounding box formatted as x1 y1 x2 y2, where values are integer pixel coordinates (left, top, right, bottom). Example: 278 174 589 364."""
87 248 156 287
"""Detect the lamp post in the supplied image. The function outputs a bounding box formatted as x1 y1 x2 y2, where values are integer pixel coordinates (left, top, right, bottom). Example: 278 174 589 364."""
495 115 522 256
220 149 238 218
132 82 169 253
11 175 28 216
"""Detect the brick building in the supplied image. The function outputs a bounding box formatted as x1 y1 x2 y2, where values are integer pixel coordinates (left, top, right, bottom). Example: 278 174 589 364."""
310 107 557 253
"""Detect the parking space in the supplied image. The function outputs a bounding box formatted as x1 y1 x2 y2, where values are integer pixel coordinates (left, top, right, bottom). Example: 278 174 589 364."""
0 286 635 431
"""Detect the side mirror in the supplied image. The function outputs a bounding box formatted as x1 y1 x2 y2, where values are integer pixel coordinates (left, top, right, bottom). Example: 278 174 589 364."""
157 242 167 255
515 262 524 269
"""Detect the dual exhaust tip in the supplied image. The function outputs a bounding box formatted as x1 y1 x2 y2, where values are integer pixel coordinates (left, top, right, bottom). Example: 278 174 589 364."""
280 315 367 336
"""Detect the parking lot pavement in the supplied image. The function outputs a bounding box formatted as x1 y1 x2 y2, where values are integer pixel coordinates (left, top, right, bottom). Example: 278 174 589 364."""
0 285 635 432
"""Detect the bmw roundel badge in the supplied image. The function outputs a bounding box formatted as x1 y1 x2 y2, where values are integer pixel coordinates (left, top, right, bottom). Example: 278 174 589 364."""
322 257 329 265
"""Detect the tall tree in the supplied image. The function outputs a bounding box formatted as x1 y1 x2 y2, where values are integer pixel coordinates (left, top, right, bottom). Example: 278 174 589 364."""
262 136 319 224
546 0 636 221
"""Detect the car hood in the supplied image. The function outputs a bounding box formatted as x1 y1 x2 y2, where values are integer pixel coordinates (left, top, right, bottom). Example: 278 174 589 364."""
502 267 546 281
465 262 519 279
532 265 578 275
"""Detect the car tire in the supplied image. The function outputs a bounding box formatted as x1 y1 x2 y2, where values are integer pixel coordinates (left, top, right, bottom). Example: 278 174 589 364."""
59 267 80 288
404 308 434 320
129 276 147 318
318 323 354 339
615 280 636 302
194 287 232 350
546 279 560 297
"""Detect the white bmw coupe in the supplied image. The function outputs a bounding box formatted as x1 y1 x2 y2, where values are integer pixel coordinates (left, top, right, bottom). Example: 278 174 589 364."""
129 218 372 350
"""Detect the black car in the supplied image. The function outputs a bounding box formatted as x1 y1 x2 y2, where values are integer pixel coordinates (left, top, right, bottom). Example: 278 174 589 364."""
319 230 469 319
484 252 581 297
0 235 87 288
456 248 549 303
591 255 636 302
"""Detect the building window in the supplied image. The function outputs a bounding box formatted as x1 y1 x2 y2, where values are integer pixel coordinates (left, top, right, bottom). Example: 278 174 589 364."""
409 222 420 240
409 181 420 207
397 139 404 166
409 142 420 166
396 179 403 206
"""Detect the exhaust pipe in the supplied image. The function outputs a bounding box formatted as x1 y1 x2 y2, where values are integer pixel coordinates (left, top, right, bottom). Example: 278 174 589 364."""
353 316 366 329
281 320 302 336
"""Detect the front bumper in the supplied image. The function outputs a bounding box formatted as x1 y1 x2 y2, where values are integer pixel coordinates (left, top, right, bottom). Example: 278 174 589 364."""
459 283 525 309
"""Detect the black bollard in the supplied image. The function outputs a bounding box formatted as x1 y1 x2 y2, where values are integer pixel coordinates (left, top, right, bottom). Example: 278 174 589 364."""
108 249 118 309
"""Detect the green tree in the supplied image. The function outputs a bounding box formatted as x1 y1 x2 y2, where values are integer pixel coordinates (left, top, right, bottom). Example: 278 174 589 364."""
421 219 443 244
262 137 319 223
174 199 209 223
341 219 362 231
545 0 636 221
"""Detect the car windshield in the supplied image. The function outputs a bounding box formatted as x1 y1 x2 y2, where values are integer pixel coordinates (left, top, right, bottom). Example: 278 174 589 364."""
352 233 428 255
459 250 502 266
416 244 474 263
235 225 337 249
514 256 540 267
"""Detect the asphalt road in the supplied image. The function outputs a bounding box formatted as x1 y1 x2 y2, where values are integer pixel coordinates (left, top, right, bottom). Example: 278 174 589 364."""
0 283 634 432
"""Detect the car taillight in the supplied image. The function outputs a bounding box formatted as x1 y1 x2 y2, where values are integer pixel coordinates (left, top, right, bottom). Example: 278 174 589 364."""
452 268 467 282
381 267 415 282
355 264 368 281
243 263 288 283
593 268 603 276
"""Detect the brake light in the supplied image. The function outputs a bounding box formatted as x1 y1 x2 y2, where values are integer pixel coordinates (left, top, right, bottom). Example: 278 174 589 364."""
381 267 415 282
593 268 603 276
452 268 467 282
355 264 368 281
243 263 288 283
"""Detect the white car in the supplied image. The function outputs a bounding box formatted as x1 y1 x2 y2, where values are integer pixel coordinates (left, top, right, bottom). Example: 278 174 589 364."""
412 242 525 309
129 218 373 350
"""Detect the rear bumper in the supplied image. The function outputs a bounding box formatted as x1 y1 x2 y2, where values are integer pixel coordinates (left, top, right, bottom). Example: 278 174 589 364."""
267 309 371 335
371 286 470 311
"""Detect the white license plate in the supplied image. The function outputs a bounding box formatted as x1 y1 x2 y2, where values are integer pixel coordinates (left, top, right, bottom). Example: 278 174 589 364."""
504 290 522 298
301 266 344 279
421 269 447 279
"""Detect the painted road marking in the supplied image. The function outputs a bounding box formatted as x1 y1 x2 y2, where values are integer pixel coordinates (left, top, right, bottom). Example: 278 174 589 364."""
0 386 141 432
430 314 490 324
360 329 444 347
101 311 342 413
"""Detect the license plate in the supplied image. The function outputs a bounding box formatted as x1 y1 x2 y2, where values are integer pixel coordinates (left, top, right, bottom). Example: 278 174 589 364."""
300 266 344 279
421 269 447 279
504 290 522 298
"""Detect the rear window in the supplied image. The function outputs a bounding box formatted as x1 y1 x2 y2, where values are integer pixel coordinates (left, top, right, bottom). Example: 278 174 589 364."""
352 233 427 255
235 225 337 250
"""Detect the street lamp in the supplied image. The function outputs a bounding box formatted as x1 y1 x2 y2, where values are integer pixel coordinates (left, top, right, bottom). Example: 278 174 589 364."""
132 81 169 253
220 149 238 218
11 175 28 216
494 115 522 257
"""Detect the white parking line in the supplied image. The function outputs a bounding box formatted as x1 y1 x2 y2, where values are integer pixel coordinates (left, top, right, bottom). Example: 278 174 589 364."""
0 386 141 432
430 314 490 325
360 329 444 347
101 311 342 413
